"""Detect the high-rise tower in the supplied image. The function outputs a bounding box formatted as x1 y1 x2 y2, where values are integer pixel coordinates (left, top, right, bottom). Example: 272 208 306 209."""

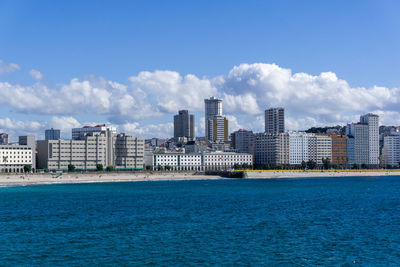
174 110 195 140
265 108 285 134
204 97 225 141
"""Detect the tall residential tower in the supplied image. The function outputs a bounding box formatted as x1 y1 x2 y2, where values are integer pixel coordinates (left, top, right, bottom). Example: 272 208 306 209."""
265 108 285 134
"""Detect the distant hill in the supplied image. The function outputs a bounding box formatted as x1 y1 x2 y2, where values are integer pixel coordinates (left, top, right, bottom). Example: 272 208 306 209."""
305 125 345 134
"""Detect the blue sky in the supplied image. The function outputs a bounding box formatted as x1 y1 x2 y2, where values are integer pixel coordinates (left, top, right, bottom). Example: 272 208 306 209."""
1 0 400 140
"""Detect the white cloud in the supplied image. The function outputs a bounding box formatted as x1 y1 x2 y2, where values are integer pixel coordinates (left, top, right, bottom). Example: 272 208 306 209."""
0 60 20 74
1 62 400 139
29 69 43 80
226 115 243 133
129 70 217 113
121 122 173 138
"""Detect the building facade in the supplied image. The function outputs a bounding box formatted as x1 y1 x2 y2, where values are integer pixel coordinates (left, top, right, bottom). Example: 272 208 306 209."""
152 152 253 170
382 135 400 166
330 134 347 165
347 113 379 166
206 115 228 142
45 128 61 140
0 133 9 145
288 132 311 165
174 110 195 140
0 145 33 173
19 136 36 171
231 129 255 154
72 124 117 140
265 107 285 134
38 130 144 171
204 96 222 141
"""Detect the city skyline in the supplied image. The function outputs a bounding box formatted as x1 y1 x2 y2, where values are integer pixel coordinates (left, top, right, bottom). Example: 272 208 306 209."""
1 1 400 140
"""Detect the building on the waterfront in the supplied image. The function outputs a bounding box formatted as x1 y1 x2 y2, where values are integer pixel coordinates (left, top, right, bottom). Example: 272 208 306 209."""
207 115 228 142
382 135 400 166
231 129 255 154
38 129 144 171
0 145 33 173
288 132 312 165
72 124 117 140
360 113 379 165
18 136 36 171
310 134 332 165
0 133 9 145
152 151 253 171
254 133 288 167
330 134 347 165
346 113 379 166
45 128 61 140
174 110 195 140
203 151 252 170
265 107 285 134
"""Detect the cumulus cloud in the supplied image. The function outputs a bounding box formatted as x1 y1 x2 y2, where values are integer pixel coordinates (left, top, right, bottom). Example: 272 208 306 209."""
0 60 20 74
1 62 400 139
217 63 400 126
129 70 217 113
121 122 173 138
29 69 44 80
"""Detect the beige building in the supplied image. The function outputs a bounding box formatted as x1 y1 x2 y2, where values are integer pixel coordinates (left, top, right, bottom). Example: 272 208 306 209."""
254 133 289 167
0 145 33 173
37 130 144 171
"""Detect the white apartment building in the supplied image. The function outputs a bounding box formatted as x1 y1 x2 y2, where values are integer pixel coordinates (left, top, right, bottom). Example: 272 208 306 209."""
0 145 33 173
152 152 253 170
289 132 312 165
382 135 400 166
360 113 379 165
309 135 332 164
346 113 379 166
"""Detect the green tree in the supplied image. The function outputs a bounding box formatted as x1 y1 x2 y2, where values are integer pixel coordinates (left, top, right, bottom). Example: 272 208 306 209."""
242 163 250 170
301 161 307 170
68 164 75 172
331 163 339 169
361 163 369 169
352 163 360 169
306 160 317 170
276 165 283 170
264 163 271 170
96 164 103 171
322 158 332 169
106 165 114 171
165 165 172 171
233 163 241 170
23 164 32 173
146 165 152 171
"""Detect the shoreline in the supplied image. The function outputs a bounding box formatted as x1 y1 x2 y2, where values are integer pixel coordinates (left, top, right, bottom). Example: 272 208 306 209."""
0 170 399 187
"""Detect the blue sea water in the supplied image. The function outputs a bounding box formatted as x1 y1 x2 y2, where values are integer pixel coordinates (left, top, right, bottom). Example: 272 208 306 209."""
1 177 400 266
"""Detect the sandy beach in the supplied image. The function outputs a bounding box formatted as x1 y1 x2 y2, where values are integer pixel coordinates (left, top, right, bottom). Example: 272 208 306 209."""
0 170 399 187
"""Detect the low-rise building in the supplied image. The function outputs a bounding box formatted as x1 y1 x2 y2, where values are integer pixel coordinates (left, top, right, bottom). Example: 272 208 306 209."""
151 151 253 171
37 130 144 171
0 145 33 173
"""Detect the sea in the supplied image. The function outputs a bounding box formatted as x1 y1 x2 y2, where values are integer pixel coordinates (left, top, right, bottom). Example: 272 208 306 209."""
0 176 400 266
